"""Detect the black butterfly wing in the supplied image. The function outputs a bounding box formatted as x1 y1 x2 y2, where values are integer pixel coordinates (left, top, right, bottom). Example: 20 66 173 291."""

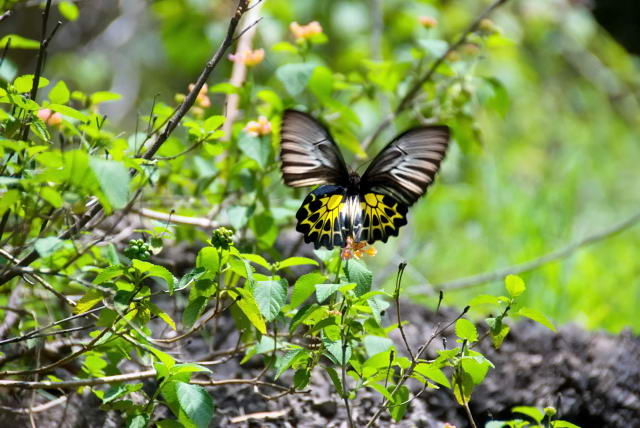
357 192 408 244
360 126 450 206
280 110 350 188
296 185 351 249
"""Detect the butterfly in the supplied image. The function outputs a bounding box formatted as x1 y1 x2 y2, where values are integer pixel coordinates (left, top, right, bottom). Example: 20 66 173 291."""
280 109 450 250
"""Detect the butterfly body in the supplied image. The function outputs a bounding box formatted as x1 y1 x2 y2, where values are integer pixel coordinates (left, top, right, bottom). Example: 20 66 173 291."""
281 110 449 250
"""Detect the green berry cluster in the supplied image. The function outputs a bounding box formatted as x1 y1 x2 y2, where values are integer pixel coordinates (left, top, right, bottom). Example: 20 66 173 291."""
125 239 151 261
211 227 234 250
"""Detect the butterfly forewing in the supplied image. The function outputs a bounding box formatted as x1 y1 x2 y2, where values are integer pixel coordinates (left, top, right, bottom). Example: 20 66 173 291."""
280 110 350 188
360 126 450 206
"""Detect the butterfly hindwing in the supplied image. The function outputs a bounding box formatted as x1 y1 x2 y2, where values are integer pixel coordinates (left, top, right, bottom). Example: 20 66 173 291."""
280 110 350 188
296 185 348 249
360 126 450 206
358 193 408 244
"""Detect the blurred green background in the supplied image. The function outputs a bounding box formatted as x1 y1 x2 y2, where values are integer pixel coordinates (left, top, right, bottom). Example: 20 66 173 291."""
5 0 638 332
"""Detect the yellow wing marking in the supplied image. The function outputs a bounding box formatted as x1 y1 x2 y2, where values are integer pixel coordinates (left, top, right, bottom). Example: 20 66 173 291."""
297 191 346 248
360 193 407 244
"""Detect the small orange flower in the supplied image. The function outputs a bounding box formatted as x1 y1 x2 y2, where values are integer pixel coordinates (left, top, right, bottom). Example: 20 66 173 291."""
37 108 62 126
443 424 457 428
244 116 272 137
341 236 376 260
228 48 265 67
419 16 438 28
290 21 323 41
188 83 211 108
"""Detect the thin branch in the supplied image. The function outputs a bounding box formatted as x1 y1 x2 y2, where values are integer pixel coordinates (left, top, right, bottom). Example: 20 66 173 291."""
0 395 68 414
0 0 253 288
394 262 414 360
131 207 219 229
362 0 509 150
422 209 640 294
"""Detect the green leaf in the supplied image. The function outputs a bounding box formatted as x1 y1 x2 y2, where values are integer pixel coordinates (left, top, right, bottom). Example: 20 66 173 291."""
203 115 224 133
308 66 333 101
518 307 557 332
418 39 449 57
170 363 211 376
505 274 526 297
290 272 326 308
89 157 130 210
48 80 70 104
40 187 64 208
14 75 49 93
0 189 19 216
293 368 311 389
275 63 316 96
274 348 307 379
344 259 372 296
48 103 90 122
552 422 581 428
271 41 298 54
323 338 351 366
34 236 63 258
196 247 220 276
461 353 492 385
512 406 544 423
389 385 410 422
315 283 341 303
127 414 148 428
277 256 319 270
175 381 214 428
455 319 478 342
182 296 208 328
325 367 344 397
94 265 124 284
237 133 271 169
363 335 393 357
414 363 451 388
240 253 271 270
228 288 267 334
74 289 104 314
132 259 175 293
0 34 40 49
256 89 282 110
58 1 79 21
469 294 501 306
147 345 176 369
253 279 288 322
90 91 122 104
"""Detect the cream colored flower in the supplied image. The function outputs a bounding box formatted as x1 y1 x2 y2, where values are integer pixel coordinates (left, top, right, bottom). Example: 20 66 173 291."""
419 16 438 28
290 21 323 40
228 48 265 67
188 83 211 108
244 116 272 137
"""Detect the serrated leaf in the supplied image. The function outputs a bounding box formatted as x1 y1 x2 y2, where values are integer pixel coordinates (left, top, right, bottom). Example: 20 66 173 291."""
323 338 351 366
94 265 124 284
290 272 326 308
344 259 372 296
175 381 214 428
74 289 104 314
241 253 271 270
182 296 207 328
277 256 318 270
196 247 220 276
325 367 343 397
274 348 306 379
89 157 130 210
505 274 526 297
363 335 393 357
34 236 63 257
315 283 341 303
146 345 176 369
228 288 266 334
455 318 478 342
253 279 287 321
389 385 410 422
518 307 556 332
132 259 175 293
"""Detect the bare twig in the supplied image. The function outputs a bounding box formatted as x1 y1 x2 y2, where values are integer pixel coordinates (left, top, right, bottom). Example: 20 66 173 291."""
0 395 68 414
394 262 414 360
131 207 219 229
362 0 509 150
420 209 640 294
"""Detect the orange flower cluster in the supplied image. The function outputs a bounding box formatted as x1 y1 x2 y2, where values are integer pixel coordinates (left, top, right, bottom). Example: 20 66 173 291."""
244 116 272 137
290 21 323 40
341 236 377 260
187 83 211 108
37 108 62 127
228 48 265 67
419 16 438 28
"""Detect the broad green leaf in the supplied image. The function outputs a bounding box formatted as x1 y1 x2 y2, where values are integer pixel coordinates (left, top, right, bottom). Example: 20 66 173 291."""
363 335 393 357
344 259 372 296
127 415 148 428
253 279 288 321
89 157 130 210
175 381 214 428
177 267 206 290
241 253 271 270
237 133 271 169
323 338 351 366
277 256 318 270
34 236 63 258
308 66 333 101
274 348 307 379
552 422 581 428
203 115 224 133
48 80 70 104
418 39 449 57
14 75 49 93
275 63 316 96
461 354 492 385
315 283 341 303
147 345 176 369
367 382 394 401
58 1 79 21
0 189 19 216
48 103 89 122
271 41 298 53
469 294 501 306
518 307 557 332
512 406 544 423
325 367 343 397
389 385 410 422
455 319 478 342
293 369 311 389
170 363 211 375
196 247 220 275
0 34 40 49
256 89 282 110
290 272 326 308
40 187 64 208
505 274 526 297
94 265 124 284
90 91 122 104
155 309 177 331
182 296 208 328
74 289 104 314
132 259 175 293
414 363 451 388
228 288 266 334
